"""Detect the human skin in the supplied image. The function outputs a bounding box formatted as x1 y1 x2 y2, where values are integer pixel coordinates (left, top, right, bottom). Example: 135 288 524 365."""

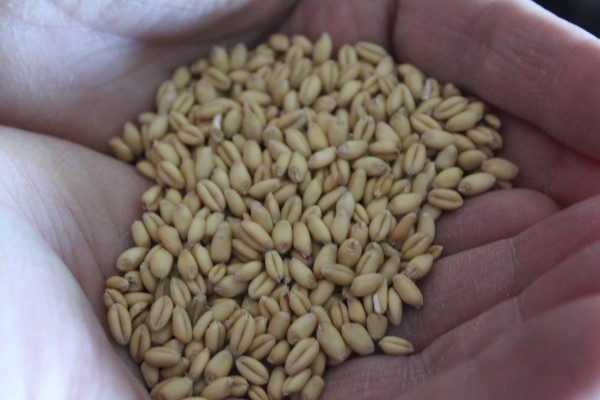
0 0 599 399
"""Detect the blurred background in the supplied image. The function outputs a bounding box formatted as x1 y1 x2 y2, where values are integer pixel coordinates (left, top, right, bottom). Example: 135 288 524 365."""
535 0 600 36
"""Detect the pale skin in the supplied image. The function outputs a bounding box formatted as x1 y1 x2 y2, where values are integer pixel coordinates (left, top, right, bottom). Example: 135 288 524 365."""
1 0 600 398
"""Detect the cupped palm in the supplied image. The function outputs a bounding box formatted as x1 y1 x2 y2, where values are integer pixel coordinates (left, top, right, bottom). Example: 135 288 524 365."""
1 1 599 399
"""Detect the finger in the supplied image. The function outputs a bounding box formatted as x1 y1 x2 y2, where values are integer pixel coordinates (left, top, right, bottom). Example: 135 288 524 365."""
393 0 600 160
390 195 600 349
499 112 600 205
0 126 150 317
434 188 559 256
424 241 600 373
404 297 600 400
281 0 395 47
0 1 290 151
322 296 600 399
0 208 147 399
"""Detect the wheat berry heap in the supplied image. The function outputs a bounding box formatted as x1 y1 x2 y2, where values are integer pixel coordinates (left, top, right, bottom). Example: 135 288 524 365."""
104 33 519 400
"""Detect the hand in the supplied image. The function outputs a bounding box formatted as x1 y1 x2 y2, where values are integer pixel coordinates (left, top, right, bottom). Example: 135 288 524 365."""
1 1 599 399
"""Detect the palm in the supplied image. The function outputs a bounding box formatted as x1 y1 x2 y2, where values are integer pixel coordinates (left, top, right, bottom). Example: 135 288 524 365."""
1 1 599 399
